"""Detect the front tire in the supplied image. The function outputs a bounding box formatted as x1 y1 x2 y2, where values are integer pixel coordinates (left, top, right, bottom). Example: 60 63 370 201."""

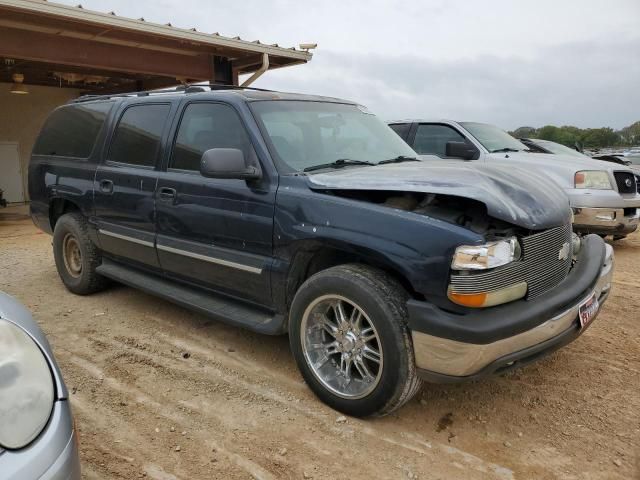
289 264 422 417
53 212 108 295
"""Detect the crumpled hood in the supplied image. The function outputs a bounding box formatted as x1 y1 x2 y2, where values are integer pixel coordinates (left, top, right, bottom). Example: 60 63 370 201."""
306 161 571 230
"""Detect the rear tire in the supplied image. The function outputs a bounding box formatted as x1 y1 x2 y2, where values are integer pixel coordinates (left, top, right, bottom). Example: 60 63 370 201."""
53 212 108 295
289 264 422 417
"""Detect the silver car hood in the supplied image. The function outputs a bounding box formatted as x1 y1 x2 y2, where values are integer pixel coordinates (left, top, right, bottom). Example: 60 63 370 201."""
485 151 635 188
306 161 571 230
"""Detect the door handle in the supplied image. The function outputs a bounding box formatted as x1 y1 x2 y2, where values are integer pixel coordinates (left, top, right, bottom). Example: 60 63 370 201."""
158 187 177 203
99 179 113 194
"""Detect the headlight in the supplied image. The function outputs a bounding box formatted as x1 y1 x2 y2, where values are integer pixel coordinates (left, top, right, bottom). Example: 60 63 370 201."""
451 237 521 270
575 171 612 189
0 319 54 449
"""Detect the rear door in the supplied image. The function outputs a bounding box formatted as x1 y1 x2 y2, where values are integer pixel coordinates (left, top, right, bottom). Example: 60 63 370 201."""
93 102 172 269
154 101 275 307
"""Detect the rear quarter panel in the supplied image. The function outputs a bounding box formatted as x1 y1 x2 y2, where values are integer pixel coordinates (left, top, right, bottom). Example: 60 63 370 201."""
28 101 117 234
28 156 98 234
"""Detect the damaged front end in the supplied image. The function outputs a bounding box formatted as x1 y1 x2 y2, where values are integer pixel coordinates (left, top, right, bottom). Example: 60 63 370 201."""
319 189 520 238
304 161 575 309
306 161 572 231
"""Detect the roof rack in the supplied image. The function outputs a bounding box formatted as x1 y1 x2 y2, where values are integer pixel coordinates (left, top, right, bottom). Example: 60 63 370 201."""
70 83 275 103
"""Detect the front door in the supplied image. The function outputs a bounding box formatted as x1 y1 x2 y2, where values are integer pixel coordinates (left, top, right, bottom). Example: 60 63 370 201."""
155 102 275 307
93 103 172 269
411 123 473 161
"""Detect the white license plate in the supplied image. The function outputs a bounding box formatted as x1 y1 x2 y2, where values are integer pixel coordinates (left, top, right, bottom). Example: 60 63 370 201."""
578 292 599 329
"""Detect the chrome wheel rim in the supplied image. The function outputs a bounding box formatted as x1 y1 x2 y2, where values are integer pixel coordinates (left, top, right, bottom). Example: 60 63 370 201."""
62 233 82 278
300 295 383 399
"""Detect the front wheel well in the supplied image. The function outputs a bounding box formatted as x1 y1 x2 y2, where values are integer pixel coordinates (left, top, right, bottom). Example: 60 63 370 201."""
49 198 80 231
285 245 422 313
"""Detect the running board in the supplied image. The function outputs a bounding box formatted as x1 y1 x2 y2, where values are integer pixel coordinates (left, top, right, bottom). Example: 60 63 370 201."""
96 259 285 335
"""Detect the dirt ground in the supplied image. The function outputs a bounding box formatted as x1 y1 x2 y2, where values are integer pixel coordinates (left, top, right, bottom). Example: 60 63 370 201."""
0 205 638 480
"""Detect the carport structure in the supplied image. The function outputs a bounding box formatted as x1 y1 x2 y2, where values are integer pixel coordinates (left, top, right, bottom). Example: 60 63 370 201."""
0 0 313 203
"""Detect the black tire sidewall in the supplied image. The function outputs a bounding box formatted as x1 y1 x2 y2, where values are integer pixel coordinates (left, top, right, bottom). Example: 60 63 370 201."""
289 266 412 417
53 214 97 294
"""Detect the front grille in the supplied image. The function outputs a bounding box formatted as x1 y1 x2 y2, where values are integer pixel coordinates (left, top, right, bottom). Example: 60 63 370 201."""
635 174 640 194
450 224 573 300
613 171 637 194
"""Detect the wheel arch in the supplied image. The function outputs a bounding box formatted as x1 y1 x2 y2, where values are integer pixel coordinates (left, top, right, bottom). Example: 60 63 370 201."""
284 239 423 319
49 198 81 231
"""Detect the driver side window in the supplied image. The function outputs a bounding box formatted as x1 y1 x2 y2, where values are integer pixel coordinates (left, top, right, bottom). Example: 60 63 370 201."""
414 124 466 157
171 103 256 172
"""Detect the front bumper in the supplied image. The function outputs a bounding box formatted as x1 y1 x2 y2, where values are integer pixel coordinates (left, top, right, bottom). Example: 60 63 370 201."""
410 235 613 380
573 206 639 234
0 401 81 480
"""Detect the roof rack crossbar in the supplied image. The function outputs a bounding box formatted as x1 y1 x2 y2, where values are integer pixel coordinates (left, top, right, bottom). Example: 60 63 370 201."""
70 83 274 103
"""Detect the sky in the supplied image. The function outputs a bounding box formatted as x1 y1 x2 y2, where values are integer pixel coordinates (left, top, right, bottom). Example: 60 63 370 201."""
56 0 640 130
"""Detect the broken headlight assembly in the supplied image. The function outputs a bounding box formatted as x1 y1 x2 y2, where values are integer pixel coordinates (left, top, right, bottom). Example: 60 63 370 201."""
448 237 527 308
451 237 521 270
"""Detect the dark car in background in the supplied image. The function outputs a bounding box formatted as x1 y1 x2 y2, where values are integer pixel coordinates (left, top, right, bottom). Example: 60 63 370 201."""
29 87 613 417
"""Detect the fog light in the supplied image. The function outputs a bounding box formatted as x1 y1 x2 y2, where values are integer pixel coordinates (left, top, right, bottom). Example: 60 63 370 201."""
448 282 527 308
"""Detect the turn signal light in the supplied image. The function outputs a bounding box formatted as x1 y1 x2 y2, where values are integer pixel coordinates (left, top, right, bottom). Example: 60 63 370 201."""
448 282 527 308
447 291 488 308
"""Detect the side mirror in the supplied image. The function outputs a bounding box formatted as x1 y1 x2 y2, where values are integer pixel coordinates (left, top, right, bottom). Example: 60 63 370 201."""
445 141 477 160
199 148 261 180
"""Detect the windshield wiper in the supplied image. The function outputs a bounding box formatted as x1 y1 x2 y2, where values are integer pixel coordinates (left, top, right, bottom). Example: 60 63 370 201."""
378 155 420 165
303 159 375 172
491 147 520 153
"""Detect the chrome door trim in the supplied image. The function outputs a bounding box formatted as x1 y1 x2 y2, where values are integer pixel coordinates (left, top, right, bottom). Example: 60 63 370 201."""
156 244 263 274
98 229 154 248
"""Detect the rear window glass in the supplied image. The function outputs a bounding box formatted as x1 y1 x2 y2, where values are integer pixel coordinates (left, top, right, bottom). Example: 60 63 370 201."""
108 104 170 167
33 102 112 158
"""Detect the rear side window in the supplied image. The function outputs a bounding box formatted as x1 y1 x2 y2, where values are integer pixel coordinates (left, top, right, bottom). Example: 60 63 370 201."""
389 123 410 141
33 102 112 158
171 103 256 171
414 124 466 156
108 104 170 167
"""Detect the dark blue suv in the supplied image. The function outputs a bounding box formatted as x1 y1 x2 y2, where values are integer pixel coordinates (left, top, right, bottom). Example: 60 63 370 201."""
29 86 613 417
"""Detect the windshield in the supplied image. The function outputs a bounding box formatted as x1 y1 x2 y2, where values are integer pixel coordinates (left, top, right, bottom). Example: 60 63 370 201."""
251 101 417 172
534 139 587 158
460 122 528 152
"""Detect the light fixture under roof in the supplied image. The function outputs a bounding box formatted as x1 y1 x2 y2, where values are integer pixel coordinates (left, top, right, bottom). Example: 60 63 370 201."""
10 73 28 95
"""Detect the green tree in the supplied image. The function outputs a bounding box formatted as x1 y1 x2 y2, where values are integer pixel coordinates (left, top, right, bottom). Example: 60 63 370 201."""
509 122 638 148
619 121 640 146
511 126 537 138
580 128 620 148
